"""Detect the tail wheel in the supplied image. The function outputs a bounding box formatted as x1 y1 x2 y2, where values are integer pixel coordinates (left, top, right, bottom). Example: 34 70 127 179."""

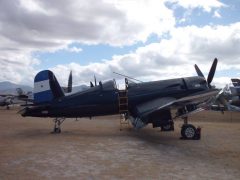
181 124 196 139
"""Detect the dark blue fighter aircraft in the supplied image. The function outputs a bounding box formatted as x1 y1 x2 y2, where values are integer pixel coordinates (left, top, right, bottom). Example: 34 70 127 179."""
21 58 219 139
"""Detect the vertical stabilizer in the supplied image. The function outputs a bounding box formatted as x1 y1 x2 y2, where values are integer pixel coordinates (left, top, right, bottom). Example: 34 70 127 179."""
34 70 64 104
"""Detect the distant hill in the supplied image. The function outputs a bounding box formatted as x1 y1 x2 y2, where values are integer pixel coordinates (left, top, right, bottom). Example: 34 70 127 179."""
0 81 33 95
0 81 89 96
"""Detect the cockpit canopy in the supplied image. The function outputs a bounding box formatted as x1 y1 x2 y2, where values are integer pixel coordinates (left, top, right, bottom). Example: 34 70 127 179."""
85 80 117 93
100 80 117 90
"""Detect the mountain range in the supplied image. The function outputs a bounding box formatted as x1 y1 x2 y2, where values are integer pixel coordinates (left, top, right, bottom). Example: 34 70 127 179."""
0 81 33 95
0 81 89 95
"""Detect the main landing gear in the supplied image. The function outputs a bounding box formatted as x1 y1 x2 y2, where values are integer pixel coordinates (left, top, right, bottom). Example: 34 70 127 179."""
180 117 201 140
52 117 65 133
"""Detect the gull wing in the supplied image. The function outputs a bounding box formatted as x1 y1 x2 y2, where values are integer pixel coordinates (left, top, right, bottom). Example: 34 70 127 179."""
135 89 219 118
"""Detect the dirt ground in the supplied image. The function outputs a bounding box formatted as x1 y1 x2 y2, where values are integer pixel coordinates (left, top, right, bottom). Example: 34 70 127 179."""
0 107 240 179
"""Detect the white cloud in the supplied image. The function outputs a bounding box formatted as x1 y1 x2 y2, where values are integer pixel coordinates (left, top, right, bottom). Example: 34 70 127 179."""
109 0 176 42
0 0 175 82
169 0 225 12
0 0 177 85
0 0 237 89
49 23 240 89
0 0 176 47
19 0 56 15
65 46 82 53
213 77 232 88
213 10 221 18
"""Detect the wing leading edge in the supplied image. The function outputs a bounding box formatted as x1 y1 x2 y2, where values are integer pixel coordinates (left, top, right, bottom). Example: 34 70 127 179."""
134 89 219 119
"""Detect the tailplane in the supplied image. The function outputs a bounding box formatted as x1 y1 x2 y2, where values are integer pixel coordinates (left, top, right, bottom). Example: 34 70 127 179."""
34 70 64 104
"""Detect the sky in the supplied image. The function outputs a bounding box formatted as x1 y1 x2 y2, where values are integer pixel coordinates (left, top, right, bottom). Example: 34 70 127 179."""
0 0 240 88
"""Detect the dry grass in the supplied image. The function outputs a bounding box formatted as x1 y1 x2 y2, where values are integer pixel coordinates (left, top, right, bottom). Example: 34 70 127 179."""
0 107 240 179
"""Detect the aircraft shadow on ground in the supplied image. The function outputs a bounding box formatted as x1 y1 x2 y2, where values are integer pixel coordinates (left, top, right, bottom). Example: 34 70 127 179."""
14 125 180 146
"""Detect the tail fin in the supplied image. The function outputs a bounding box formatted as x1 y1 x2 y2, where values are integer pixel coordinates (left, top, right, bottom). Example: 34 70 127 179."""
231 79 240 87
34 70 64 104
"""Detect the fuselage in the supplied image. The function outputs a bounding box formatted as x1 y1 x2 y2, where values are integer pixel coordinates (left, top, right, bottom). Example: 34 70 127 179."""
21 75 212 118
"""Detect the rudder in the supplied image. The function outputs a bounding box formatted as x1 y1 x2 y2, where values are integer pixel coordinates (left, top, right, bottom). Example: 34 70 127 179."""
34 70 64 104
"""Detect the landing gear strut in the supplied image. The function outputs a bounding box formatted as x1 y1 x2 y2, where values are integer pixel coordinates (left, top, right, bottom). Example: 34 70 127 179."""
52 117 65 133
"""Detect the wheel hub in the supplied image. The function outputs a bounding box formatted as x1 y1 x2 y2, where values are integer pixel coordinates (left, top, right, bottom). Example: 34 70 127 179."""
185 127 195 138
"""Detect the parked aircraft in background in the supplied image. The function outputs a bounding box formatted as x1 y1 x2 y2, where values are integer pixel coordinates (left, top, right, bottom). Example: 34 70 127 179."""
21 58 219 140
0 88 30 109
0 71 74 109
212 78 240 112
0 95 14 109
229 78 240 108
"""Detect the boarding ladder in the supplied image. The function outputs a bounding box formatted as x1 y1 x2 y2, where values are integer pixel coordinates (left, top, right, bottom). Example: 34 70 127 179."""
118 78 129 130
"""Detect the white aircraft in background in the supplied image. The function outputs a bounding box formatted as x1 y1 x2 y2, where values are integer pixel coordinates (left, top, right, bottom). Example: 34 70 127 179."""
212 79 240 112
0 88 31 109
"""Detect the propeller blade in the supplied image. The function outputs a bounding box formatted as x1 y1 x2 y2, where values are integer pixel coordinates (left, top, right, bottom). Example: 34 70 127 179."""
94 75 97 86
194 64 205 78
67 71 72 93
90 82 94 87
207 58 218 85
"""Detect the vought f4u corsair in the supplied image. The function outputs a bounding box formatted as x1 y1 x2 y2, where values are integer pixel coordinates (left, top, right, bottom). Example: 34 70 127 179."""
21 58 219 139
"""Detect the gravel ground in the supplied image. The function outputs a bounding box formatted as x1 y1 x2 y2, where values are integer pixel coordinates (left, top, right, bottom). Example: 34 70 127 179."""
0 108 240 179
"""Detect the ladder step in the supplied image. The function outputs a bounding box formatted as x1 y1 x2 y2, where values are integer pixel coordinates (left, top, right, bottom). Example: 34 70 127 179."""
118 90 128 114
119 109 128 114
119 92 127 96
119 113 129 131
119 105 128 107
119 101 128 104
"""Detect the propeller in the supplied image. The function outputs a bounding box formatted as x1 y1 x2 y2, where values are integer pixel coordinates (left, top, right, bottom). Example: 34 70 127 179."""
90 75 97 88
67 70 72 93
94 75 97 86
194 64 204 78
90 82 94 87
195 58 228 111
194 58 218 88
207 58 218 85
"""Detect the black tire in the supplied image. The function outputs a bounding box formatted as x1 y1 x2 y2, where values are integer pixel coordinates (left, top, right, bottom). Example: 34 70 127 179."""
56 128 61 133
161 121 174 131
54 128 61 133
181 124 196 139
